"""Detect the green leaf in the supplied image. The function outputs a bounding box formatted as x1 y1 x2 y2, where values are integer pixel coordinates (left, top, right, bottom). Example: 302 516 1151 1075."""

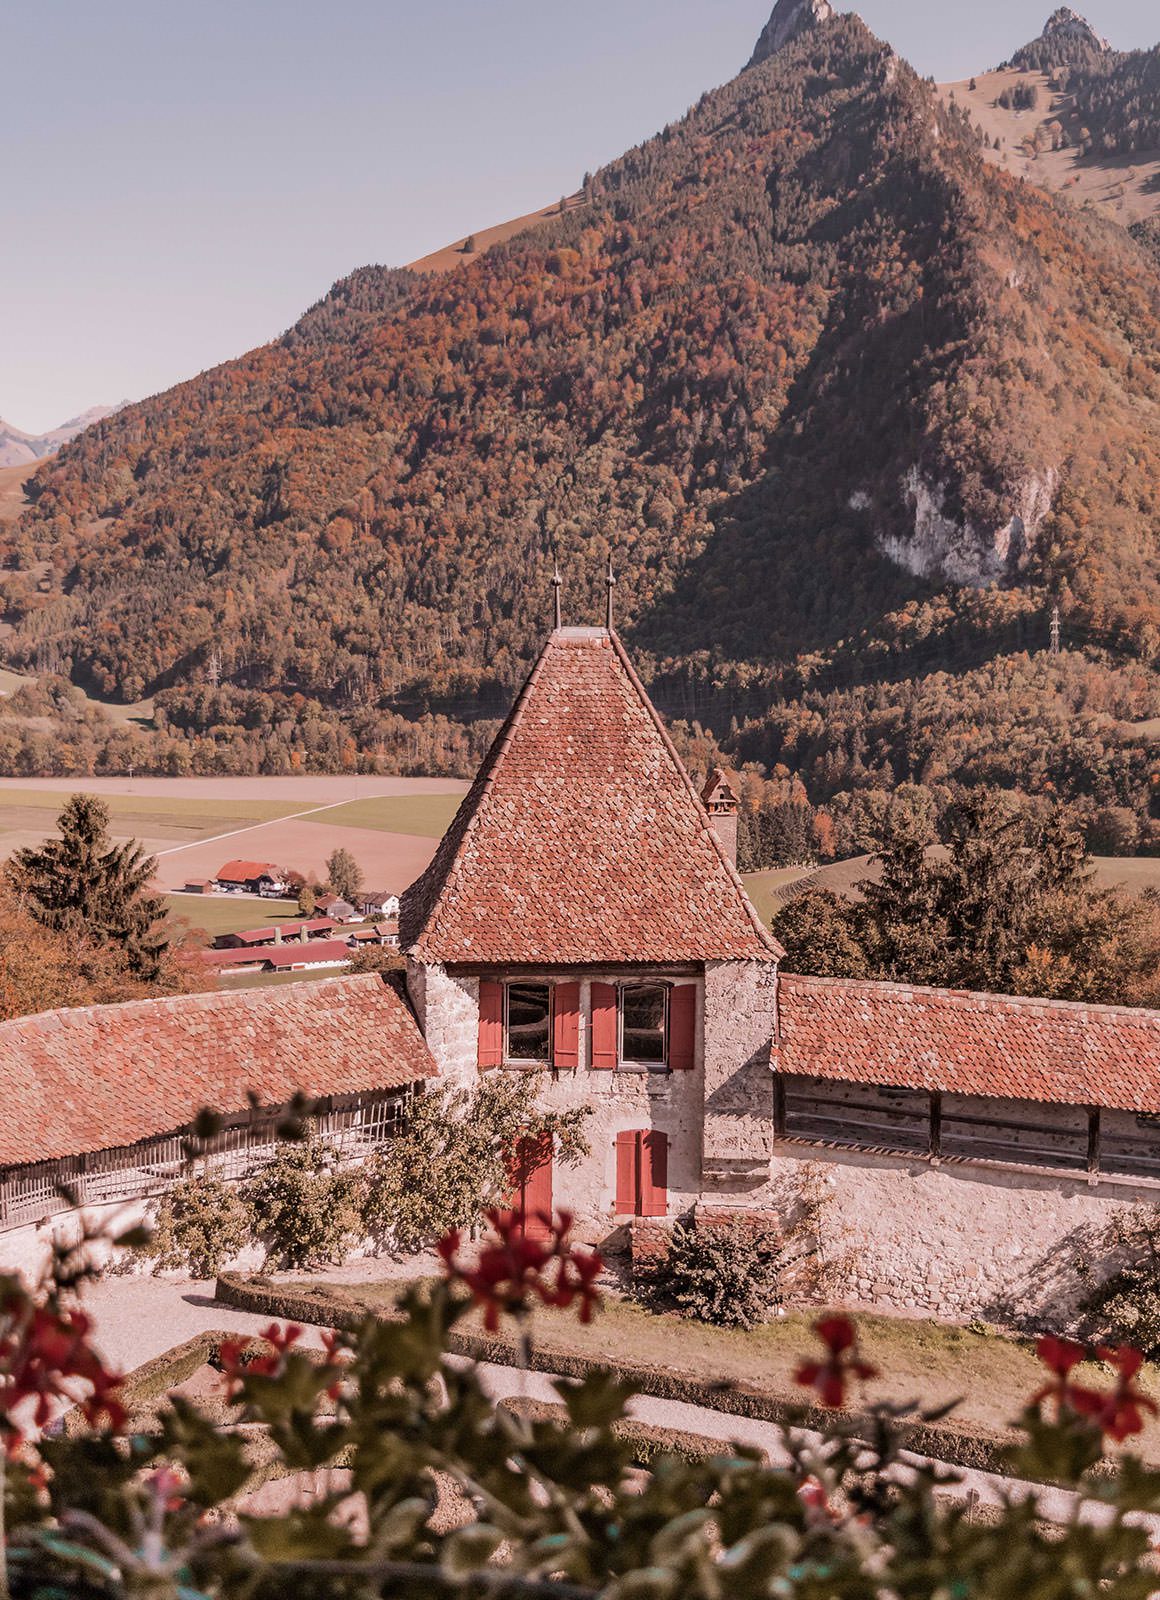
441 1524 505 1578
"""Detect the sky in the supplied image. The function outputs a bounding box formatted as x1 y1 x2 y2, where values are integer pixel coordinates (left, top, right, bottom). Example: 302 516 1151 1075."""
3 0 1157 433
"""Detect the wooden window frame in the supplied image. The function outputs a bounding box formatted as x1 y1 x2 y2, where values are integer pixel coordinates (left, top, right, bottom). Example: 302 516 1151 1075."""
617 981 670 1072
503 981 554 1069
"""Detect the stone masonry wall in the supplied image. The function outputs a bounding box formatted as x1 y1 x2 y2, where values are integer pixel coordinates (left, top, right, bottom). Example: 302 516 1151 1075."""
408 961 707 1237
701 959 779 1184
737 1143 1155 1324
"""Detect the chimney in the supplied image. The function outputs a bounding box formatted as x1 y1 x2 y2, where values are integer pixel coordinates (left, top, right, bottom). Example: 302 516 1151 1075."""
701 766 739 868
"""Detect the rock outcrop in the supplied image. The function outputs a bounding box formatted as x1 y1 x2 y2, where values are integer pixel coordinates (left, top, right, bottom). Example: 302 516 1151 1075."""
876 466 1060 587
747 0 835 69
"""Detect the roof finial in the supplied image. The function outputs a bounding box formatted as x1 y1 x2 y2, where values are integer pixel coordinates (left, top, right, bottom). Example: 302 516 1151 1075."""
605 558 616 631
552 558 563 631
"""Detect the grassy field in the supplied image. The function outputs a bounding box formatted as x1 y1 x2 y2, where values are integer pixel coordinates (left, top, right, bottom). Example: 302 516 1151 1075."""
165 894 300 936
278 1278 1160 1455
744 853 1160 926
219 968 352 992
300 793 464 838
0 788 299 842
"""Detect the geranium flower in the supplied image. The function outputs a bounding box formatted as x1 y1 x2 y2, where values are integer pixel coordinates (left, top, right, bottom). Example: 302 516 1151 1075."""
439 1209 603 1331
794 1315 878 1409
1073 1344 1158 1443
1030 1334 1103 1422
0 1297 126 1442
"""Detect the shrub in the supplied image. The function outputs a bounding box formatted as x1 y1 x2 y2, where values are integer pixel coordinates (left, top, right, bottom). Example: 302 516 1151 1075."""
245 1134 363 1269
142 1175 251 1278
360 1077 589 1255
648 1217 790 1329
1084 1206 1160 1357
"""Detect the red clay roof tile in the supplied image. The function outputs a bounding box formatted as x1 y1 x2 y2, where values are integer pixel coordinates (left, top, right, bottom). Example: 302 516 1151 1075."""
401 628 779 965
0 975 435 1167
776 974 1160 1112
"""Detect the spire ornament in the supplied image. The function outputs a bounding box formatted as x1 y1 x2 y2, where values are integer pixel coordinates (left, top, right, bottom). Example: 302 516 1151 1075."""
552 560 563 631
605 559 616 631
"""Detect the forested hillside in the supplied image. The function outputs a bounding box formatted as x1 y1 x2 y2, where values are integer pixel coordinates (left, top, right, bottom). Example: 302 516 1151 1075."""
2 8 1159 846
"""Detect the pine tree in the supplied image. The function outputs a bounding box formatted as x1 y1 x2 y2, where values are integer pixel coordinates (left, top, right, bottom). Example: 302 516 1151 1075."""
7 795 170 981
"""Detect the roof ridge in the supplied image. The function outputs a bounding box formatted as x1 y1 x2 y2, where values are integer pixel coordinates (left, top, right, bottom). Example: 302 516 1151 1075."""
777 971 1160 1024
0 972 385 1036
401 632 560 952
606 631 783 960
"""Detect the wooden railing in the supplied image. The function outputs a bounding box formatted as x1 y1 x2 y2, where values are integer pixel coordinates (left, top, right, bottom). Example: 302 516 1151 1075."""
0 1090 407 1232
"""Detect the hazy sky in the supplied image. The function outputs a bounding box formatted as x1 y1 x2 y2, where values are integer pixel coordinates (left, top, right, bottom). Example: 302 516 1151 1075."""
3 0 1156 432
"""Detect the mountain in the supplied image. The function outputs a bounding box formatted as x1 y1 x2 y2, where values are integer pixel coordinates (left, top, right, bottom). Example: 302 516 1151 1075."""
1008 7 1111 71
1 6 1159 841
747 0 834 68
0 404 125 469
942 8 1160 228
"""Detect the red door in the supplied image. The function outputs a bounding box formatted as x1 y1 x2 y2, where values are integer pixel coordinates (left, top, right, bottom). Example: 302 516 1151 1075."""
508 1133 554 1240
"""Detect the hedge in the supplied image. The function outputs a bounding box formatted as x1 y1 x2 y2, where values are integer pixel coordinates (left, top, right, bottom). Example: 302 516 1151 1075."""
214 1273 1022 1477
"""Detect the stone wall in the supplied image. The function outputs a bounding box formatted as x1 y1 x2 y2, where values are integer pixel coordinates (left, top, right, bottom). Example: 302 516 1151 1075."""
701 959 779 1185
409 962 709 1234
743 1142 1154 1324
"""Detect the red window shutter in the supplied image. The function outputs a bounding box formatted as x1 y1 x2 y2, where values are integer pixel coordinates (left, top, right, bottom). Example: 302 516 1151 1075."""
553 982 581 1070
591 983 618 1070
615 1130 640 1214
642 1131 669 1218
668 984 696 1071
478 980 503 1070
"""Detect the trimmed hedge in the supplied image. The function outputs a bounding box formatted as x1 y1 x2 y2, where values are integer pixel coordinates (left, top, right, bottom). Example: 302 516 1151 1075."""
500 1398 750 1467
214 1273 1021 1477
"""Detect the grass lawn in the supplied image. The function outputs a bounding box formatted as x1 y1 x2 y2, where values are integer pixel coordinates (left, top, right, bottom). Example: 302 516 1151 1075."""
219 969 354 992
741 867 815 925
166 895 300 936
289 1278 1160 1457
300 793 464 839
0 787 301 842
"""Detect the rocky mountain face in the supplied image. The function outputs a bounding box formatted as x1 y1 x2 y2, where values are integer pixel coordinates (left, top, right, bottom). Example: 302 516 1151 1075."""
0 405 123 469
2 7 1159 781
747 0 834 69
1009 7 1112 69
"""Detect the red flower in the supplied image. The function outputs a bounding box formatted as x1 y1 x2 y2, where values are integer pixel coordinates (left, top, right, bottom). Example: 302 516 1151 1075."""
1030 1335 1103 1422
1073 1345 1158 1443
0 1297 126 1442
219 1324 305 1395
794 1315 878 1409
439 1209 603 1331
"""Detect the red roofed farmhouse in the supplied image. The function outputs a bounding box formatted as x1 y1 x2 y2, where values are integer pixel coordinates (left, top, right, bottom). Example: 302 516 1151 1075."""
0 977 434 1275
401 622 1160 1321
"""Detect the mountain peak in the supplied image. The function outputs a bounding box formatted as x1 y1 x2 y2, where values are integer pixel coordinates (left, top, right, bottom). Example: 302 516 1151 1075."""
747 0 835 69
1008 7 1111 69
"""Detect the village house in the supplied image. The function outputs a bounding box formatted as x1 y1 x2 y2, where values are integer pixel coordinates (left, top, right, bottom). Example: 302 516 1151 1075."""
214 860 292 897
360 892 401 920
315 894 361 924
3 618 1160 1322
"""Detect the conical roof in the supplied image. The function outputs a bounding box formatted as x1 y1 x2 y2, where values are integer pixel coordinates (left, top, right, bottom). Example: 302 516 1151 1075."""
400 627 780 966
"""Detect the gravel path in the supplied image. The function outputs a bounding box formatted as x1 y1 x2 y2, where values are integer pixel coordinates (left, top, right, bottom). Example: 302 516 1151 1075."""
76 1276 1153 1533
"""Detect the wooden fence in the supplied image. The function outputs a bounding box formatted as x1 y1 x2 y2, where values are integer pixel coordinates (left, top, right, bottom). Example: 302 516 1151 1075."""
0 1090 407 1233
775 1074 1160 1182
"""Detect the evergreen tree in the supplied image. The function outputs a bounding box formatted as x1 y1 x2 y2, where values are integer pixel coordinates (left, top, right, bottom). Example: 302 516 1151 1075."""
856 812 947 985
7 794 170 981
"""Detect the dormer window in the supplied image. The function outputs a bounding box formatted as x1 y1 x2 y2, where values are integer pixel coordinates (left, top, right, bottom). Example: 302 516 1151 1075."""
505 983 552 1064
620 983 669 1067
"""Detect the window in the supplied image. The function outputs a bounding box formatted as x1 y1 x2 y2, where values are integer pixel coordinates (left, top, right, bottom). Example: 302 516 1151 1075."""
505 983 552 1064
620 984 668 1066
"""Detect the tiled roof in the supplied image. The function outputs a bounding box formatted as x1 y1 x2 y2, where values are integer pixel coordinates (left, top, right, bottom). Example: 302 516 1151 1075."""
401 627 779 965
216 860 282 881
263 940 351 969
776 974 1160 1113
0 976 435 1168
